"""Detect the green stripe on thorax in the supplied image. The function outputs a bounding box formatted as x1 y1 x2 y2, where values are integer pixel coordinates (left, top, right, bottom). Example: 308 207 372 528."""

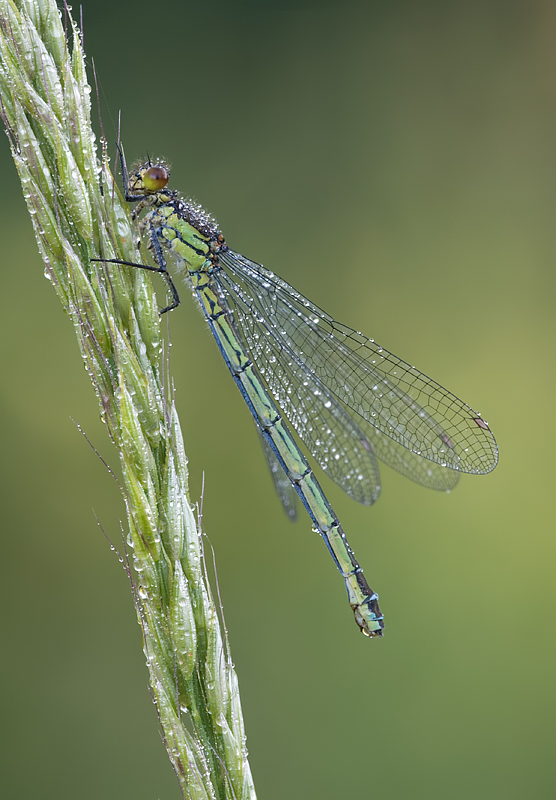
141 187 223 273
148 207 211 272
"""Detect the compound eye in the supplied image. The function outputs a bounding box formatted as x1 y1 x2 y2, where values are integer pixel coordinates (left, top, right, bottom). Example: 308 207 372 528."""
143 165 169 192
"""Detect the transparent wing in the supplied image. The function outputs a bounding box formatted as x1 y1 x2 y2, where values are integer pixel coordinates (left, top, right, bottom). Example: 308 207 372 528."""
257 428 298 520
217 267 382 504
356 418 459 491
218 249 498 481
217 261 454 496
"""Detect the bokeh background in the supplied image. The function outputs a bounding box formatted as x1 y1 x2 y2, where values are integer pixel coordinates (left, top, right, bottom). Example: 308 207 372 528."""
1 0 555 797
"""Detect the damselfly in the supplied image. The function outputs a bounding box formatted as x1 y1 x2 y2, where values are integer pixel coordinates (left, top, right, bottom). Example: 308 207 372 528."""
96 148 498 637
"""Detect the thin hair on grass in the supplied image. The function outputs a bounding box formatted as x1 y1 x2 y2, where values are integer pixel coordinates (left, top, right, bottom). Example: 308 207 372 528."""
0 1 256 798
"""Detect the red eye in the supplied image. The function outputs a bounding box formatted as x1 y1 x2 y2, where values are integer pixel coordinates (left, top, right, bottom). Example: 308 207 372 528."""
143 165 169 192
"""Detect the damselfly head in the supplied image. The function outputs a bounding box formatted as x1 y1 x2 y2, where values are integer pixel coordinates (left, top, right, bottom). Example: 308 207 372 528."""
128 159 170 195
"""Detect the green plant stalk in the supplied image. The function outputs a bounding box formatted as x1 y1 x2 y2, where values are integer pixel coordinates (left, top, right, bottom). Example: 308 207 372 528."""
0 2 256 797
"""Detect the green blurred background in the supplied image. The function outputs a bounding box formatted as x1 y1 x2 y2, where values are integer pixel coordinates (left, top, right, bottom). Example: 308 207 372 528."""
1 0 555 797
